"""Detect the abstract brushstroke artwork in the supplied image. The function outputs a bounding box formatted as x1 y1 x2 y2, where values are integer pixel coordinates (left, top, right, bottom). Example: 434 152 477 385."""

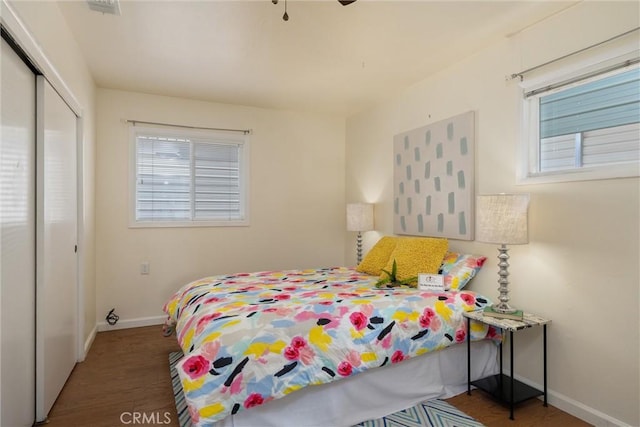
393 111 475 240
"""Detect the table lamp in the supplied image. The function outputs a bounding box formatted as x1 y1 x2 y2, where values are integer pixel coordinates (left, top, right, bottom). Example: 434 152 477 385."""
347 203 374 264
476 194 530 314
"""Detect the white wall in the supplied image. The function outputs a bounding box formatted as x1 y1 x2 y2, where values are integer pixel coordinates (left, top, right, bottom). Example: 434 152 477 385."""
95 89 346 327
345 2 639 426
6 1 97 354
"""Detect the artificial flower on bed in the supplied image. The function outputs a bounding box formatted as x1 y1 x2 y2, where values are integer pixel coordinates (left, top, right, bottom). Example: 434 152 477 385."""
375 259 417 288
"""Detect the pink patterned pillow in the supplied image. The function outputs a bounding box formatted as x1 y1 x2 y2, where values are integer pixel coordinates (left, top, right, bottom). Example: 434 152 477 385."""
439 252 487 290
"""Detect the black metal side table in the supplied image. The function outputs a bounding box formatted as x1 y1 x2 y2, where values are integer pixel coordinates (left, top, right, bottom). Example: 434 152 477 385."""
463 310 551 420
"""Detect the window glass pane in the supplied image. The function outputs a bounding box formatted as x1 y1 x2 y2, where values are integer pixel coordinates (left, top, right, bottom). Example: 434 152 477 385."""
582 122 640 166
193 141 242 220
539 133 577 172
540 68 640 139
132 127 248 225
136 136 191 221
536 66 640 174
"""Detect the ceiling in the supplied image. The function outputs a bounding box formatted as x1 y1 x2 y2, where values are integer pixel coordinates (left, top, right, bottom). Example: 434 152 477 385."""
58 0 577 116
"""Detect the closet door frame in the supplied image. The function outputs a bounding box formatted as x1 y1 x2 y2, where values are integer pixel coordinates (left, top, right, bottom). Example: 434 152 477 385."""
1 0 86 383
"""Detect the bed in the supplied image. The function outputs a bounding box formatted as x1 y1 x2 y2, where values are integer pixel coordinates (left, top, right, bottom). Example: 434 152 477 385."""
163 241 500 427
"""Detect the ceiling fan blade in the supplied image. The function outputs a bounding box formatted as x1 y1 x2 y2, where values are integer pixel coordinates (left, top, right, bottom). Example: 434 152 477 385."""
338 0 357 5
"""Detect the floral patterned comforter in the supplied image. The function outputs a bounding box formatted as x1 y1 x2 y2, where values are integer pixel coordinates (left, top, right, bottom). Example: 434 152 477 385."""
163 267 498 427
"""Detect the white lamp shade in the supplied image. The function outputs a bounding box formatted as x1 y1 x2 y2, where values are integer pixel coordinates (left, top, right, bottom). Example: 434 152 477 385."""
346 203 374 232
476 194 529 245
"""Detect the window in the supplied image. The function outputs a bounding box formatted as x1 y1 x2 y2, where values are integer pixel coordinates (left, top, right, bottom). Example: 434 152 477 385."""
520 61 639 184
130 124 249 227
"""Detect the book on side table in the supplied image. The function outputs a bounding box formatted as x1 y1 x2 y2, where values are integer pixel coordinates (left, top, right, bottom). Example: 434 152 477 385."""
483 306 524 320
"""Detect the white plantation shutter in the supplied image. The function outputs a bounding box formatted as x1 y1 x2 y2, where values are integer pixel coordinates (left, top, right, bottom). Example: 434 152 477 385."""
193 141 242 220
136 136 191 221
132 126 248 225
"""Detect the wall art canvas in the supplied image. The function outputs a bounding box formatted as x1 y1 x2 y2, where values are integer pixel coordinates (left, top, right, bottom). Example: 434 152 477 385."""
393 111 475 240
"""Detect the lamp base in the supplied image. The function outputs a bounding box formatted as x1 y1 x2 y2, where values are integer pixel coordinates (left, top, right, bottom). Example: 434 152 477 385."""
491 302 517 314
492 244 517 314
484 306 523 320
356 231 363 265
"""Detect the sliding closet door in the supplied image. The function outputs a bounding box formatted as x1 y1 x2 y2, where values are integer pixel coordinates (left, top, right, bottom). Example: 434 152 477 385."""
35 76 78 422
0 38 37 427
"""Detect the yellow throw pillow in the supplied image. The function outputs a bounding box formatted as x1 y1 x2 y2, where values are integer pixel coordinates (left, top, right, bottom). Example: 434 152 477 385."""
381 237 449 283
356 236 399 276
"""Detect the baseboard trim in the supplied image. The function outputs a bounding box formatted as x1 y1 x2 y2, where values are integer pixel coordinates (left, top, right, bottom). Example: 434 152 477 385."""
81 325 97 360
511 374 631 427
96 315 166 332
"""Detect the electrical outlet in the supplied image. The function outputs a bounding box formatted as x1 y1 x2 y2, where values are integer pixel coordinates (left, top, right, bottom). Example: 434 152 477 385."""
140 262 150 275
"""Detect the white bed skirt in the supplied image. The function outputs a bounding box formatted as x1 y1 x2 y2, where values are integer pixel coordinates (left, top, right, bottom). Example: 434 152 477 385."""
216 340 498 427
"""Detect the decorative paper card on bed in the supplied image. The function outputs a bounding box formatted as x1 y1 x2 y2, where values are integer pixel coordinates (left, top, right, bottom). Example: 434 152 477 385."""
393 111 475 240
418 273 445 292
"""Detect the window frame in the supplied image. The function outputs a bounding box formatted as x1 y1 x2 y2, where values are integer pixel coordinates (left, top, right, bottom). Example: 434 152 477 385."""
128 124 250 228
517 50 639 185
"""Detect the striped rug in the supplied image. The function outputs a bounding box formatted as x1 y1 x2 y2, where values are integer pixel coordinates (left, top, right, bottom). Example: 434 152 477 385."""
169 351 484 427
354 399 485 427
169 351 193 427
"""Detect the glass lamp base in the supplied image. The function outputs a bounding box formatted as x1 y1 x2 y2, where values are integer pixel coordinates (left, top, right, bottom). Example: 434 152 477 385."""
493 244 517 314
491 302 518 314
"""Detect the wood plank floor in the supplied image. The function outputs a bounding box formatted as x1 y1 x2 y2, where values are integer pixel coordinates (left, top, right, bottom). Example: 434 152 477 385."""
46 326 591 427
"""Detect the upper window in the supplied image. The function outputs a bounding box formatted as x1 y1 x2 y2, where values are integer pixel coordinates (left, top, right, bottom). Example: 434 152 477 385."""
130 124 249 227
520 62 639 184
